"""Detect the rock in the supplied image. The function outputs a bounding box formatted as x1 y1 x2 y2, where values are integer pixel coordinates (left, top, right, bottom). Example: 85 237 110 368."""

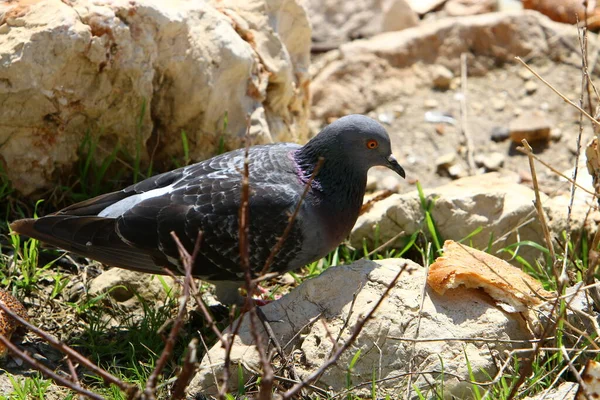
435 152 457 171
550 128 562 141
0 0 311 195
88 268 179 309
447 163 467 179
492 97 506 111
509 111 551 143
424 98 439 108
367 167 405 192
525 80 538 94
545 160 600 239
474 152 505 171
406 0 448 14
351 172 546 264
523 0 600 29
306 0 419 45
518 67 534 80
523 381 578 400
431 65 454 90
311 11 584 120
188 259 532 398
491 126 510 142
444 0 499 16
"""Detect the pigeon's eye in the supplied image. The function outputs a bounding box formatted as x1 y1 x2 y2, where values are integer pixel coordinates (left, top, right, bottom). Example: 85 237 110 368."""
366 139 378 149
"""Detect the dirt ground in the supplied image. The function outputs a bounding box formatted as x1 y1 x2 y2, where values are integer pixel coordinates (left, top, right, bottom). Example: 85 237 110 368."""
365 59 595 195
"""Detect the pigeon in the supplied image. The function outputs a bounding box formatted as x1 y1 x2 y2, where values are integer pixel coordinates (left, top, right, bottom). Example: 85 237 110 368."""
10 114 405 305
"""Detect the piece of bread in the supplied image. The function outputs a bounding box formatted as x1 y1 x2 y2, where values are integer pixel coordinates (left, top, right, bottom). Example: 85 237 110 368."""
428 240 554 313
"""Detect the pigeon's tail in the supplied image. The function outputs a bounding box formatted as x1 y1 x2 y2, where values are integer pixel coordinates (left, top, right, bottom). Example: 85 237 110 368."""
9 217 166 274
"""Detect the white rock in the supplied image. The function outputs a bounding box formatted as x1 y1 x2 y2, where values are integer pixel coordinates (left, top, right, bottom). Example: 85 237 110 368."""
188 259 532 398
523 382 578 400
311 11 583 120
431 64 454 90
88 268 179 309
351 172 546 264
306 0 419 45
406 0 447 15
0 0 310 195
474 152 505 171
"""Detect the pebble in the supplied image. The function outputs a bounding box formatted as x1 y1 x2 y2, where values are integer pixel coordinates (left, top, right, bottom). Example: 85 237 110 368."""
474 152 505 171
447 164 467 179
491 126 510 142
424 99 439 109
518 68 533 80
279 273 296 285
431 65 454 90
550 128 562 141
435 152 457 169
492 98 506 111
524 80 538 95
509 111 551 143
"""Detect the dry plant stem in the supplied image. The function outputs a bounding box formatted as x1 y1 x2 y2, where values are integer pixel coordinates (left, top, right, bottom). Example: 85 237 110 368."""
559 27 590 285
238 122 274 400
388 336 544 344
255 307 303 386
66 358 80 386
0 334 105 400
282 264 409 399
516 57 600 129
170 338 199 400
515 148 597 198
142 232 197 399
560 346 592 400
0 300 136 395
460 53 476 174
260 157 325 276
520 140 557 270
365 230 405 258
405 241 430 399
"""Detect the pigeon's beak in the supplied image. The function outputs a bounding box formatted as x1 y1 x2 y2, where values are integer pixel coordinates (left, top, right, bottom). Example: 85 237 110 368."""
386 154 406 179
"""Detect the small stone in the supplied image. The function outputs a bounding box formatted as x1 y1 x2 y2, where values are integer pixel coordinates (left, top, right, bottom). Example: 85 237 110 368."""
509 111 551 143
447 164 467 179
279 273 296 285
524 80 538 95
491 126 510 142
520 96 534 107
424 99 439 109
431 65 454 90
378 111 395 125
550 129 562 141
492 98 506 111
475 152 504 171
518 68 533 80
436 152 457 170
435 124 445 135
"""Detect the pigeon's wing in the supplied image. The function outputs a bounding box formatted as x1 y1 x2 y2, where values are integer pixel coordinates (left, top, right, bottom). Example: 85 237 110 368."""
112 144 306 280
10 145 305 280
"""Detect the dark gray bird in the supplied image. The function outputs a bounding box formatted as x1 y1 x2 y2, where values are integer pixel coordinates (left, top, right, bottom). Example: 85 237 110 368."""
10 115 405 304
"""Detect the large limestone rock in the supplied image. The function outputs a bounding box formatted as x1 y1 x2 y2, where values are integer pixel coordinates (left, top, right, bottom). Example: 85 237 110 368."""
311 10 594 120
303 0 419 46
188 258 532 398
352 172 545 263
0 0 311 195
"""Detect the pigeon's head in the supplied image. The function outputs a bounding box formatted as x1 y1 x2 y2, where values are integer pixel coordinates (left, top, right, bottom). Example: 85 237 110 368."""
314 114 405 178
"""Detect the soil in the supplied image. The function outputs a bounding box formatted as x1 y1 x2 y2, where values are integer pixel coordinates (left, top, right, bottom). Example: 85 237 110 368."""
365 59 595 195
